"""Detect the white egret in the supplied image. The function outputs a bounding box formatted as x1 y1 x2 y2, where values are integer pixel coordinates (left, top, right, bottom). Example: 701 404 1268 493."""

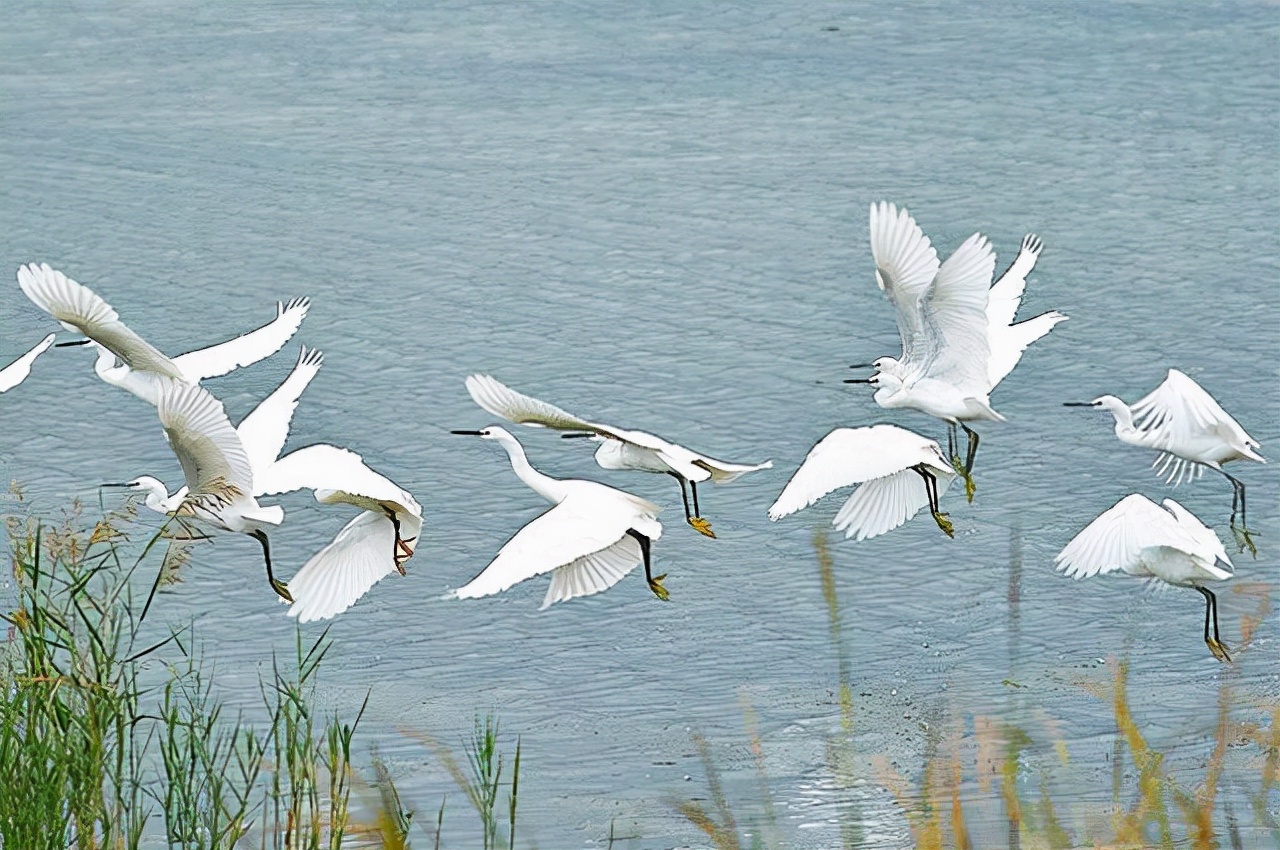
0 333 55 392
1055 494 1234 662
150 381 288 600
113 347 422 621
1064 369 1264 555
767 424 957 539
450 425 665 608
465 373 770 539
846 202 1002 502
17 262 308 405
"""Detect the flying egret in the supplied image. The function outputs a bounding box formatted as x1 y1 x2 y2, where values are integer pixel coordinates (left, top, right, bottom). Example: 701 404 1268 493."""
464 373 770 539
1055 494 1234 662
0 333 55 392
17 262 308 405
450 425 666 608
150 381 288 600
845 202 1002 502
1064 369 1264 556
113 347 422 621
767 424 957 539
852 234 1068 390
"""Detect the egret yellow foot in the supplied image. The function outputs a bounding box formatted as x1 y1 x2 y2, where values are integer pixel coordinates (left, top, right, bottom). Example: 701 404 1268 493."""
950 455 965 476
647 573 670 601
270 578 293 603
963 472 976 503
687 516 717 539
1206 637 1231 664
931 510 955 539
1231 524 1257 559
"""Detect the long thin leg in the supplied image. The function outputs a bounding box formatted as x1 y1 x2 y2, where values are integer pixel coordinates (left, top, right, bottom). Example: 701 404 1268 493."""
1220 470 1256 557
251 529 292 603
691 481 702 517
384 508 414 575
912 465 954 538
962 424 980 476
626 529 668 601
670 472 693 522
673 473 716 538
1195 586 1230 663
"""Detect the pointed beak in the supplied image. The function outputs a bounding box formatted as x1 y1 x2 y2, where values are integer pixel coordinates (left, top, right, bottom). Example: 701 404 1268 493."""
55 339 92 348
848 362 872 369
1062 402 1094 407
844 378 874 384
561 432 596 439
100 482 130 488
450 430 485 436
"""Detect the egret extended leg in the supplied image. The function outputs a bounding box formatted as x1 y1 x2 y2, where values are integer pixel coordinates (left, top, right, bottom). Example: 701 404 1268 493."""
1195 586 1230 663
1221 470 1256 558
384 507 414 575
960 424 979 503
672 473 715 539
251 529 292 603
912 465 953 538
626 529 668 601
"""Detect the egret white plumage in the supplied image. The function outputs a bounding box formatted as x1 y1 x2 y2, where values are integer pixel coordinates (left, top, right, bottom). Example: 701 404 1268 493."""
450 425 665 608
465 374 770 539
845 202 1002 502
767 424 957 539
1055 494 1234 662
0 333 55 393
17 262 308 405
114 347 422 621
1065 369 1263 556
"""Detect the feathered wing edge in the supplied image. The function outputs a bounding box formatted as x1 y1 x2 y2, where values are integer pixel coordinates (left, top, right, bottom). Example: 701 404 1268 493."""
540 534 645 609
287 511 401 622
831 467 954 541
0 333 56 392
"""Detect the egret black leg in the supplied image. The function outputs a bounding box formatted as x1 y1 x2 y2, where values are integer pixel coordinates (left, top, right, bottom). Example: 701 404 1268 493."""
384 507 413 575
626 529 668 601
912 465 954 538
251 529 292 603
962 424 980 476
1220 470 1256 557
673 474 716 538
670 472 693 521
1195 586 1230 663
691 481 702 517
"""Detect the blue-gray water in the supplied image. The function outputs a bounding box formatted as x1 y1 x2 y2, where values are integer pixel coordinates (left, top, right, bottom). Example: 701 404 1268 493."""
2 2 1277 847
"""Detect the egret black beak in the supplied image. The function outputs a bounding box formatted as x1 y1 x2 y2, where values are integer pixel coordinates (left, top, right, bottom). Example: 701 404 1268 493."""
55 339 92 348
848 362 873 369
561 432 596 439
844 378 874 384
100 482 131 488
1062 402 1094 407
450 429 485 436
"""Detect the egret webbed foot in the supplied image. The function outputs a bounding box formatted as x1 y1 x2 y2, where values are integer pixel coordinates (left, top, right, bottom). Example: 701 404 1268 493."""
687 516 717 539
647 573 670 601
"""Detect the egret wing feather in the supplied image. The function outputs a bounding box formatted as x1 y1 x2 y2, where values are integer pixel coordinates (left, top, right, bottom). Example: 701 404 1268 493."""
869 202 940 371
0 333 55 392
254 444 421 520
17 263 184 379
831 466 954 541
540 535 644 608
987 310 1067 388
287 511 400 622
156 383 253 496
918 233 996 391
985 234 1043 330
466 374 616 435
170 297 310 380
236 347 324 480
1054 494 1202 579
1130 370 1259 453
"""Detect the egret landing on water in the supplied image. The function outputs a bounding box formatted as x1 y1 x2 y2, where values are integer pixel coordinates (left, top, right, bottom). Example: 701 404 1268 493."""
450 425 666 608
1065 369 1264 556
113 347 422 621
1055 494 1234 662
845 202 1004 502
0 333 55 393
17 262 308 405
465 373 771 539
768 424 957 539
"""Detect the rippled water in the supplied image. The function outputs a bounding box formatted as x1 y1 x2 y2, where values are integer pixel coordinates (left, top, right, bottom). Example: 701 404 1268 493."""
2 2 1277 847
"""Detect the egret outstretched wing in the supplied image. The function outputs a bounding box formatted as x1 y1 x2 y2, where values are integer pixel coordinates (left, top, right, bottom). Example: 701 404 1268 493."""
768 425 948 520
170 297 310 380
0 333 55 392
286 511 401 622
466 373 611 434
540 535 646 608
156 383 253 498
18 263 184 379
869 202 940 371
254 443 419 512
1130 370 1260 454
918 233 997 391
456 493 652 600
1054 494 1213 579
830 465 954 540
986 234 1043 330
236 347 324 480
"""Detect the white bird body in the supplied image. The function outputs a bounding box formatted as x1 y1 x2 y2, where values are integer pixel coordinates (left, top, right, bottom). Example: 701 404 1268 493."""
1055 494 1234 660
870 372 1005 425
0 333 55 392
452 425 664 609
17 262 308 405
768 424 957 540
465 373 770 535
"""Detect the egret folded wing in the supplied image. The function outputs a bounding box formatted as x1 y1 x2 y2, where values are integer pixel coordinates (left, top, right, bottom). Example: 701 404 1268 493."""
171 297 310 380
1054 494 1200 579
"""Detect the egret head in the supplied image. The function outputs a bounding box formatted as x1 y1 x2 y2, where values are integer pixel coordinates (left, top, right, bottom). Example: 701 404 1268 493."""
1063 395 1123 411
451 425 511 442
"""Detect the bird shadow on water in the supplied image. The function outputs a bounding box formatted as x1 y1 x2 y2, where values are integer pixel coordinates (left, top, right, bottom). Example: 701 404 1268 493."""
670 529 1279 850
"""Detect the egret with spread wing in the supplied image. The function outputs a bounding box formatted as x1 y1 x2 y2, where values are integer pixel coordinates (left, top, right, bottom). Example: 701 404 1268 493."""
450 425 665 608
465 373 770 539
114 347 422 621
1055 494 1234 662
1065 369 1264 555
846 202 1001 502
17 262 308 405
768 424 956 540
0 333 55 393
